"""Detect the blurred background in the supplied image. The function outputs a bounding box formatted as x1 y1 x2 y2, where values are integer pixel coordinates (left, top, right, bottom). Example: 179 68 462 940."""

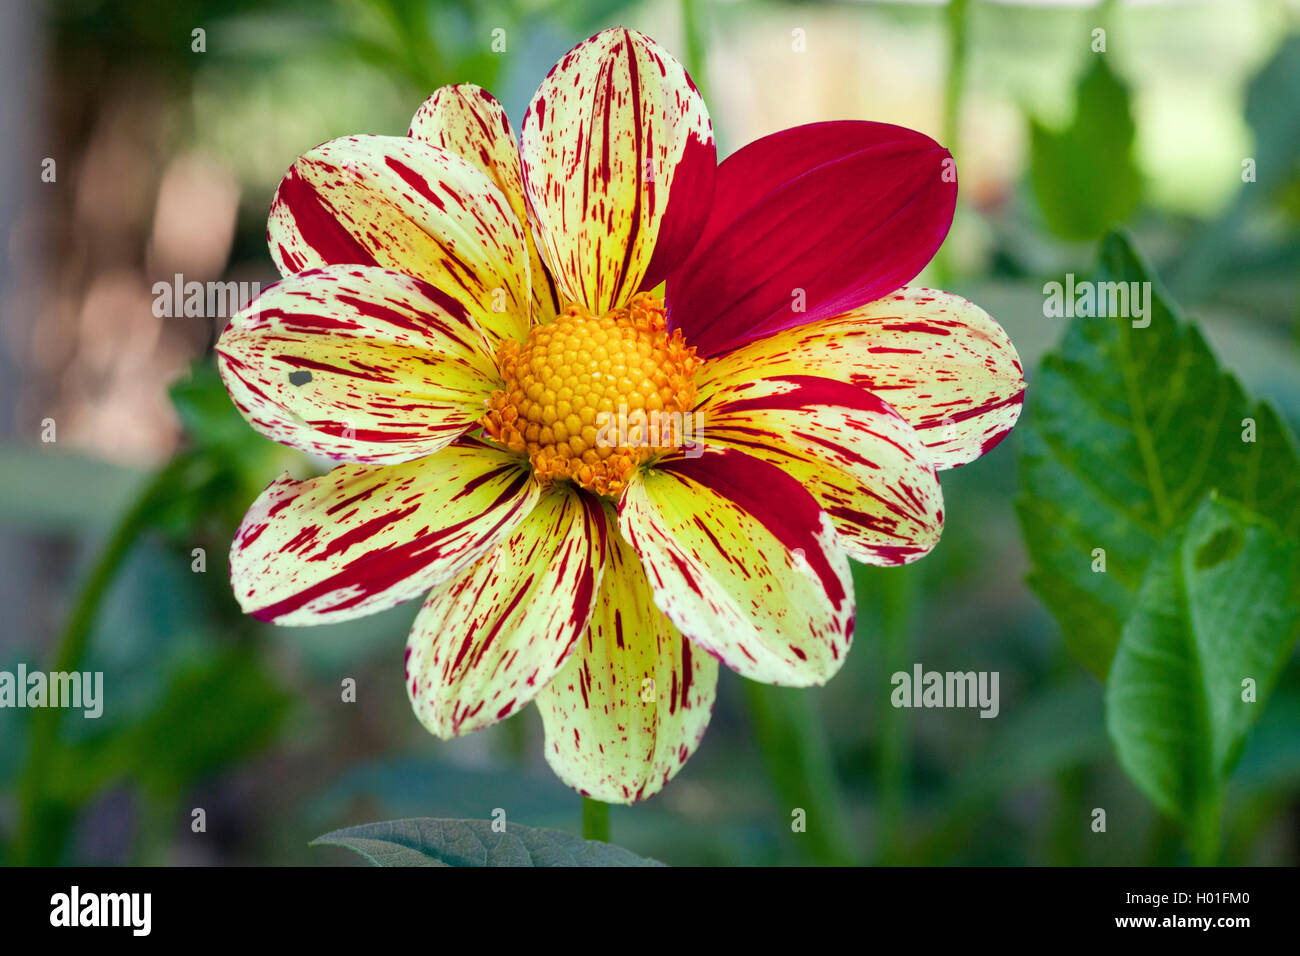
1 0 1298 866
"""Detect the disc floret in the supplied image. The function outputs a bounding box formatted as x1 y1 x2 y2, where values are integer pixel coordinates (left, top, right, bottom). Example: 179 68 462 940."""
481 294 700 496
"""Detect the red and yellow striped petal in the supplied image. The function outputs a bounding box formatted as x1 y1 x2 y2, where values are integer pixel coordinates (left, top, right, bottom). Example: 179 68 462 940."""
409 84 560 323
700 289 1026 469
537 530 718 804
230 442 539 626
216 265 499 463
619 448 854 687
696 375 944 566
519 28 716 315
267 133 530 345
405 486 609 738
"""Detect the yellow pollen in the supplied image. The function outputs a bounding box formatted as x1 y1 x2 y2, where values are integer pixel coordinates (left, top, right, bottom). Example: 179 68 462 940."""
480 293 700 497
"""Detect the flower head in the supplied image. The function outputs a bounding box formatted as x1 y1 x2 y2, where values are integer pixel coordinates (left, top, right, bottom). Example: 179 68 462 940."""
216 28 1025 803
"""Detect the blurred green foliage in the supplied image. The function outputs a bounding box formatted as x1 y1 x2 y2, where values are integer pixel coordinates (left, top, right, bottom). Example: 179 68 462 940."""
1169 34 1300 303
45 648 289 822
1029 57 1140 241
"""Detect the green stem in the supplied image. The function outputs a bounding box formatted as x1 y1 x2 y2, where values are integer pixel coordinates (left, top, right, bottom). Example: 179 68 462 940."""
942 0 970 159
935 0 971 288
1189 792 1222 866
1046 767 1088 865
875 565 919 864
1143 812 1185 866
501 704 529 763
14 454 191 865
582 796 610 843
680 0 709 103
133 793 181 866
743 681 858 865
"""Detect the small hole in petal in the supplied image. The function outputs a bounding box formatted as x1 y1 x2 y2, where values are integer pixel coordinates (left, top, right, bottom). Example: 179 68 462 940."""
288 370 312 386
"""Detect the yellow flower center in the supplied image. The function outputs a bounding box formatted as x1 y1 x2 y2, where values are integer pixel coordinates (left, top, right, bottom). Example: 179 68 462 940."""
481 293 700 497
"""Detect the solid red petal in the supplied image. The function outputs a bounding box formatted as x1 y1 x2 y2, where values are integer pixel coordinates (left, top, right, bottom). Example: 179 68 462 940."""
665 121 956 356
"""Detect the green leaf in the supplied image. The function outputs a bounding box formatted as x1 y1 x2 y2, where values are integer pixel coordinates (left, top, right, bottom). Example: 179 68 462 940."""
169 360 292 474
1017 231 1300 675
1028 56 1140 240
311 818 665 867
170 361 261 458
163 360 303 536
1105 494 1300 846
741 682 858 866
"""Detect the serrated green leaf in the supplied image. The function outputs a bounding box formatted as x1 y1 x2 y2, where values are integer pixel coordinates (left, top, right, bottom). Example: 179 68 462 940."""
1028 56 1140 240
1105 494 1300 837
311 818 665 867
1017 231 1300 675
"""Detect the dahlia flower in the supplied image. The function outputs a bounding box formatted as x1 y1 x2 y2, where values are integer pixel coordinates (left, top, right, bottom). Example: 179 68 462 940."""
216 28 1025 803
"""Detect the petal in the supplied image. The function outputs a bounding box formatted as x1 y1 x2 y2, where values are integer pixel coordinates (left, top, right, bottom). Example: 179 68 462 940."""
267 133 530 345
701 288 1026 469
217 265 499 463
405 486 609 738
520 28 716 314
618 448 854 686
409 84 561 323
696 374 944 566
537 531 718 804
666 121 956 357
230 442 539 626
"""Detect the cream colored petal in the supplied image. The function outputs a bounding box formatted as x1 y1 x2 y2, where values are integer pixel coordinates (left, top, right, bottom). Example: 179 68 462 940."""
537 531 717 803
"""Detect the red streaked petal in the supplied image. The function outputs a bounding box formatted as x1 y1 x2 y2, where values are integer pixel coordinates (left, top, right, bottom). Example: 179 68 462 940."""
409 84 561 323
702 288 1026 468
520 27 715 314
216 265 499 463
619 447 854 686
666 121 956 356
267 133 530 345
537 531 718 804
230 444 539 626
696 374 944 565
405 486 609 738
